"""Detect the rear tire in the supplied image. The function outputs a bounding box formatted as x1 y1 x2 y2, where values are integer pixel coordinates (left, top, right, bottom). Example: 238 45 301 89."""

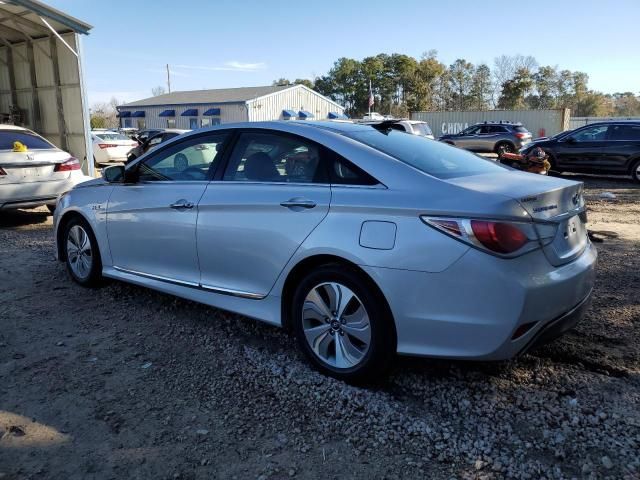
63 216 102 287
631 159 640 183
495 142 515 157
291 264 395 384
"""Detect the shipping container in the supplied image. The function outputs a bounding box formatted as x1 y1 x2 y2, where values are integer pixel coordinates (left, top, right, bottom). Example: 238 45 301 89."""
411 109 571 138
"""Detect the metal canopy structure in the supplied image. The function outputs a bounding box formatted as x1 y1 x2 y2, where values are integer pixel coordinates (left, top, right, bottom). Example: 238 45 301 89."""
0 0 93 174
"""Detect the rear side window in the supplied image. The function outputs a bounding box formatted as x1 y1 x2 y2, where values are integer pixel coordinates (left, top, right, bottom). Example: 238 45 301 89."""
489 126 509 133
513 126 529 133
0 130 55 150
347 129 506 179
609 124 640 141
223 132 326 183
412 123 433 136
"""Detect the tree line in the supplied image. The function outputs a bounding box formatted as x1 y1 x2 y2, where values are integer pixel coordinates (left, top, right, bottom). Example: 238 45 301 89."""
274 52 640 118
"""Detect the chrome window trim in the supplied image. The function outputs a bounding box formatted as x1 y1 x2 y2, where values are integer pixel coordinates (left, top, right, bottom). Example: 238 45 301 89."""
113 266 265 300
207 180 386 189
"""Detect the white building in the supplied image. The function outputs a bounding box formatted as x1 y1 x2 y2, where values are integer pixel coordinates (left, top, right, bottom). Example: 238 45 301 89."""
117 84 347 130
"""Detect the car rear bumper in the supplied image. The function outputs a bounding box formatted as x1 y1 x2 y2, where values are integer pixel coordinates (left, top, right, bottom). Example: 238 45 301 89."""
362 241 597 360
0 175 92 210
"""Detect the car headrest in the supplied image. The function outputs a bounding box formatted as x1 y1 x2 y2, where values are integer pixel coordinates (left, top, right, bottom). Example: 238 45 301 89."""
244 152 280 181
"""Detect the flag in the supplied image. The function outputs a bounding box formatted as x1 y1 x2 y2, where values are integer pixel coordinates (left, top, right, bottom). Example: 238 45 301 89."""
368 80 374 108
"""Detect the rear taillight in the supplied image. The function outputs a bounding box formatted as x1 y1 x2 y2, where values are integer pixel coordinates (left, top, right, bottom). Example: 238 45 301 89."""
98 143 118 149
470 220 528 254
514 133 528 139
54 157 81 172
421 216 546 257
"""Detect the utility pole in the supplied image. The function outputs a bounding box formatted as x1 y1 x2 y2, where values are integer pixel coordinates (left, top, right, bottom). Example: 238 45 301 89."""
166 64 171 93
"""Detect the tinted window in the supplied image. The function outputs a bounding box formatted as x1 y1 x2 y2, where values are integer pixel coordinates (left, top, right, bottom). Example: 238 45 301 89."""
0 130 55 150
137 133 228 182
330 154 379 186
346 129 506 179
513 126 529 133
389 124 408 132
572 125 608 142
608 124 640 141
460 126 481 135
489 126 509 133
223 132 326 183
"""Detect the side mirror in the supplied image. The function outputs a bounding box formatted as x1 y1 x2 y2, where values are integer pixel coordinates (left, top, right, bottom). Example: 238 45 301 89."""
102 164 124 183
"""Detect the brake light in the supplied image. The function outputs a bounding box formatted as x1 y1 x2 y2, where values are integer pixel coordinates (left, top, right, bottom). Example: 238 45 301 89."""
54 157 80 172
470 220 528 254
514 133 528 139
98 143 118 149
421 216 539 257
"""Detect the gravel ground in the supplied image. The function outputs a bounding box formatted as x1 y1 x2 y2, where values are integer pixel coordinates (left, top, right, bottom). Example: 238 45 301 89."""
1 176 639 480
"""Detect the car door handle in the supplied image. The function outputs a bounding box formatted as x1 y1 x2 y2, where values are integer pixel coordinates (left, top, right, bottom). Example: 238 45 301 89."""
280 198 317 209
169 200 194 210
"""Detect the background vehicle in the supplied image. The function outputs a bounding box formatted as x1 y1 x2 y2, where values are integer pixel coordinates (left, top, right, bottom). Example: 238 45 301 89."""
54 121 595 382
92 131 137 166
521 121 640 182
439 121 532 155
362 120 435 139
0 125 90 211
127 129 189 162
133 128 164 144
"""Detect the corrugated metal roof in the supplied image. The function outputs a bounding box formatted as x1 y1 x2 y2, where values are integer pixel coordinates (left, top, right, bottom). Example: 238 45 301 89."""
122 85 294 108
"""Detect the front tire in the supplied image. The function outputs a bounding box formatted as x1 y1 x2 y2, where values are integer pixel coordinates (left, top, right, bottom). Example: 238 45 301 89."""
291 265 395 383
63 217 102 287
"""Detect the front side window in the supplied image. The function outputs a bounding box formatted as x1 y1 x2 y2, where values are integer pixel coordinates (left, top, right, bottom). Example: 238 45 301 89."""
572 125 608 142
137 133 229 182
461 125 481 136
223 132 325 183
346 128 506 179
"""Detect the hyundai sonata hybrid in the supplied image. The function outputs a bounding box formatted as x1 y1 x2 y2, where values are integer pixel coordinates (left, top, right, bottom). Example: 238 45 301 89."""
53 121 596 382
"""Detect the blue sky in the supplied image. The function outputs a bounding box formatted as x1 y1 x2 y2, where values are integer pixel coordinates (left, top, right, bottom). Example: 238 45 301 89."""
49 0 640 105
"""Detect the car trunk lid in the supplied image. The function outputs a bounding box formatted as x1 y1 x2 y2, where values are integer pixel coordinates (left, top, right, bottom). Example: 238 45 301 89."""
446 171 588 266
0 149 72 183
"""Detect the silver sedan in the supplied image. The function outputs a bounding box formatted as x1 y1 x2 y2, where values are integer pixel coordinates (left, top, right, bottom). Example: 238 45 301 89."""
53 121 596 382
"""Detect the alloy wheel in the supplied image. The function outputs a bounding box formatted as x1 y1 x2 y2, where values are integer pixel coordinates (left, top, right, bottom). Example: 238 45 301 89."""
302 282 371 369
67 225 93 280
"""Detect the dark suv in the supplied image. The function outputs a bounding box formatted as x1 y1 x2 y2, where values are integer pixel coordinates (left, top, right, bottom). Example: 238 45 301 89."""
521 121 640 182
438 121 532 155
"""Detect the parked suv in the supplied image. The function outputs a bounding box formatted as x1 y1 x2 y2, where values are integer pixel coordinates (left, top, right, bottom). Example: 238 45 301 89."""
522 122 640 182
439 121 532 155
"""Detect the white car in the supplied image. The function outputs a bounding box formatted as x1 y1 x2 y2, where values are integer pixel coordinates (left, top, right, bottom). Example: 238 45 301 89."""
395 120 434 139
91 131 137 166
0 125 91 211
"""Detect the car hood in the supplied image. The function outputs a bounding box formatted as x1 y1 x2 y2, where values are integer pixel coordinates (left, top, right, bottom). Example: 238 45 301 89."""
446 171 584 220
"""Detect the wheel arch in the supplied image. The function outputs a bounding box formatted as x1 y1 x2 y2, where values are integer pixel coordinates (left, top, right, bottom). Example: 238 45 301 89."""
280 254 397 346
55 209 92 261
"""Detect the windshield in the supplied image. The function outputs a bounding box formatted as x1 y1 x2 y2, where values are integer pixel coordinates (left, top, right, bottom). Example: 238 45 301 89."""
412 123 433 136
347 129 507 179
95 132 130 141
0 130 55 150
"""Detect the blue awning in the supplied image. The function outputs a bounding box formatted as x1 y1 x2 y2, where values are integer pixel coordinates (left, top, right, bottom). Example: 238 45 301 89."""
298 110 315 119
282 109 297 118
203 108 221 116
181 108 198 116
328 112 348 119
117 111 131 118
159 109 175 117
131 110 145 118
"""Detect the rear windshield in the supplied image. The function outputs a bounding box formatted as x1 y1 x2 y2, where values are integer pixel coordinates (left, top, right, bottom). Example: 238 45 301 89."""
96 133 130 141
412 123 433 136
0 130 55 150
513 126 529 133
346 129 506 179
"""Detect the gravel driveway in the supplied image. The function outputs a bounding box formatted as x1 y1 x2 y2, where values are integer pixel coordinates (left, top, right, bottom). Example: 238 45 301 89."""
1 176 639 480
